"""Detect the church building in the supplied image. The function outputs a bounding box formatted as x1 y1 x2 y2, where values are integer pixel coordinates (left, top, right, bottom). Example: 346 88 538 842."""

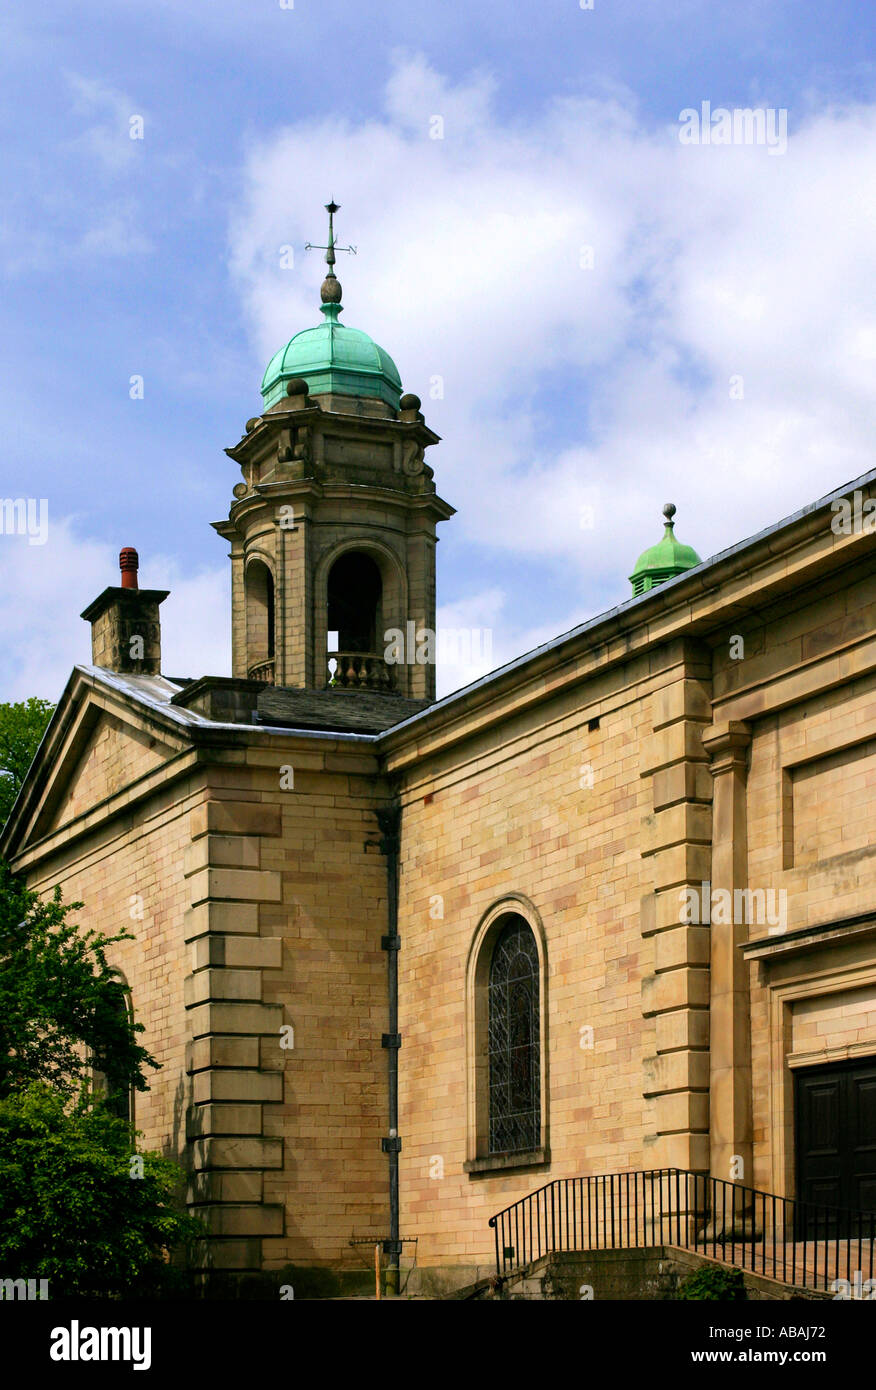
5 206 876 1295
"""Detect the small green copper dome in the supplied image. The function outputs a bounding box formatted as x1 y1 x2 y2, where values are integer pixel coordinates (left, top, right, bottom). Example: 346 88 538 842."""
261 299 403 410
630 503 702 596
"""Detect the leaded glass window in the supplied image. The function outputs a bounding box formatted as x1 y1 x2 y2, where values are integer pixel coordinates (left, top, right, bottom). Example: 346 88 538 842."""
488 917 540 1154
93 984 134 1126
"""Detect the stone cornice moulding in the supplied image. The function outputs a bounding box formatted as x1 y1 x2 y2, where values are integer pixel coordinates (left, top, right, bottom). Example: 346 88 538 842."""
380 476 876 772
702 719 753 776
743 911 876 963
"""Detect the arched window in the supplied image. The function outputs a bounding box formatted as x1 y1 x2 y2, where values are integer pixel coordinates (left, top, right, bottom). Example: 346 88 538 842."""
488 918 541 1154
245 558 275 681
266 569 275 659
465 900 547 1173
92 981 135 1127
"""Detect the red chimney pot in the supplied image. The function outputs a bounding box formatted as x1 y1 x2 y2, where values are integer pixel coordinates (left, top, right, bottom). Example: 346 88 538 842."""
119 547 139 590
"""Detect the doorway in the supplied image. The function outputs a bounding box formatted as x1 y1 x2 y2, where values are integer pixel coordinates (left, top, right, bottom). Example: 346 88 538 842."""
795 1057 876 1236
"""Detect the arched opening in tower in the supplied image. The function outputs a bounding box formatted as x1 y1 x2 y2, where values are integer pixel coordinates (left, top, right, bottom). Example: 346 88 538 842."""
327 551 382 654
245 559 275 681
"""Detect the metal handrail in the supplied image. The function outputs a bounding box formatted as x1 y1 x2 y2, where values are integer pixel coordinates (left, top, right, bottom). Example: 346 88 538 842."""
488 1167 876 1292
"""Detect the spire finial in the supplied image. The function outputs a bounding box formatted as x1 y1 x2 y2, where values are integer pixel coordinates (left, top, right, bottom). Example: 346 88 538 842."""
323 200 338 277
663 502 677 529
305 200 357 313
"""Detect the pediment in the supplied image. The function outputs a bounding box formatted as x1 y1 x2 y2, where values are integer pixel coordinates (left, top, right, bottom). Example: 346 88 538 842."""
45 709 175 833
4 673 191 856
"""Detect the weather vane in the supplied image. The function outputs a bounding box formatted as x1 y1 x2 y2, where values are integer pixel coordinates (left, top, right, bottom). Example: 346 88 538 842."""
305 201 357 276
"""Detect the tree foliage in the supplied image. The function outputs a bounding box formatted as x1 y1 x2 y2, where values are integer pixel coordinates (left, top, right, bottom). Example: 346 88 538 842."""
0 863 157 1103
0 1083 202 1298
0 692 203 1297
0 867 203 1295
0 696 55 827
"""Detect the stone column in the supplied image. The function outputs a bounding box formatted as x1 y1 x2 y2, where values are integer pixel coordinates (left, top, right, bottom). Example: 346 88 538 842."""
640 641 713 1185
404 529 436 701
228 542 246 679
183 799 286 1284
701 719 753 1197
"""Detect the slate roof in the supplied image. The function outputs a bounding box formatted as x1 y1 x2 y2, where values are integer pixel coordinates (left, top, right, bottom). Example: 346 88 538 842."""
255 685 431 734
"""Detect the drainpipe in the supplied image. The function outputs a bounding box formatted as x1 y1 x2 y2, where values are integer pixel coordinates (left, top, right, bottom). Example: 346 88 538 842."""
368 804 402 1295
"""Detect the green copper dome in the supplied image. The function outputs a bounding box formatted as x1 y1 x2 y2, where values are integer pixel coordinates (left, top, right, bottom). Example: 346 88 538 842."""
630 504 702 596
263 202 403 410
261 300 403 410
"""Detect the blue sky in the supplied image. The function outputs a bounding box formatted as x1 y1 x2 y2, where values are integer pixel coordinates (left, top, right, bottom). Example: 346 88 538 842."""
1 0 875 698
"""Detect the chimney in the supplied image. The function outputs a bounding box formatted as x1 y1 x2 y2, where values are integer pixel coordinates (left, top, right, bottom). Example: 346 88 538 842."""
80 547 169 675
119 545 139 588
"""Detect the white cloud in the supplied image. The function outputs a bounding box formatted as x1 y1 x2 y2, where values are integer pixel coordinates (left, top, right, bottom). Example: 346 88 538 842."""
434 586 505 695
66 73 144 174
77 203 153 257
227 54 876 648
9 59 873 712
0 517 229 703
434 585 591 698
0 74 153 275
383 50 497 136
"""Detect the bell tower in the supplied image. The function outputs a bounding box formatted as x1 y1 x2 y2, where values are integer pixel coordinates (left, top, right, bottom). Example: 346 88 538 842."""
213 204 454 701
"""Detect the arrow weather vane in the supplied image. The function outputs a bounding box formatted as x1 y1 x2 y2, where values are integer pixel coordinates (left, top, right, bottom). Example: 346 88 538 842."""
305 201 357 295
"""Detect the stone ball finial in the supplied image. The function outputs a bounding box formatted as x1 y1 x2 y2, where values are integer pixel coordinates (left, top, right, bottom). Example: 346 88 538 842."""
663 502 677 523
245 417 261 433
320 273 342 304
399 393 421 412
286 378 309 397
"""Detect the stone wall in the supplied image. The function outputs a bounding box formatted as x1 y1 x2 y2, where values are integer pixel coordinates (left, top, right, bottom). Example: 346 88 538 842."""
391 641 707 1268
23 718 201 1163
16 696 395 1281
497 1247 829 1300
710 562 876 1197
